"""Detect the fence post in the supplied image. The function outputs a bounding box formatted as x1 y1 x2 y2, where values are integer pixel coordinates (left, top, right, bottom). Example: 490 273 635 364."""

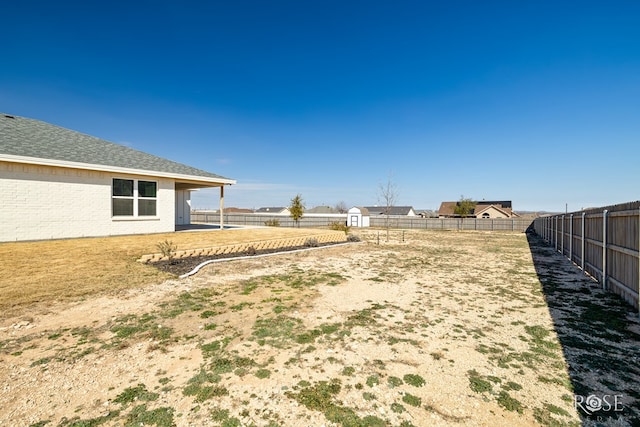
569 214 573 263
581 212 586 272
554 216 558 251
602 209 608 290
561 215 565 255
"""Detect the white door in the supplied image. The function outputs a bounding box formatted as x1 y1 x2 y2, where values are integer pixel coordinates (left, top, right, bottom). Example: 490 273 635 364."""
175 190 191 225
350 215 359 227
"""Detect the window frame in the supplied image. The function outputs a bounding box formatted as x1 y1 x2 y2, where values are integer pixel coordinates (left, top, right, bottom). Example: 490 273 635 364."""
112 178 158 219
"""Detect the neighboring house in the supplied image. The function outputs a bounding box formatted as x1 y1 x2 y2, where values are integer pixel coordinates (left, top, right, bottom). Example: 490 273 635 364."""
364 206 417 216
306 206 339 214
473 204 513 219
0 113 235 242
255 207 291 215
222 207 255 214
438 200 516 218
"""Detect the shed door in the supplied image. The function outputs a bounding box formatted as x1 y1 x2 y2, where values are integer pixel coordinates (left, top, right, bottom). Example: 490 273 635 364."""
350 215 359 227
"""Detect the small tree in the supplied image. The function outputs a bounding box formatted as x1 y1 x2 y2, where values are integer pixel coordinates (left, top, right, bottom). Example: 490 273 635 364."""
289 194 305 228
377 175 399 242
454 195 476 218
335 201 348 214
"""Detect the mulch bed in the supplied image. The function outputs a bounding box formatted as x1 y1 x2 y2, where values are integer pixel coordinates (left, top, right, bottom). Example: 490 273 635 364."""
151 242 346 276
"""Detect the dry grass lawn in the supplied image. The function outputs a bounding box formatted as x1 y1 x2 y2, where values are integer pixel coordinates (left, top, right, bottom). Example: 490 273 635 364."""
1 229 638 427
0 227 339 316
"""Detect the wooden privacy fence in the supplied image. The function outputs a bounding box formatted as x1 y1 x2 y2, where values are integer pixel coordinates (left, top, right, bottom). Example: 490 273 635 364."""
191 211 533 232
533 201 640 313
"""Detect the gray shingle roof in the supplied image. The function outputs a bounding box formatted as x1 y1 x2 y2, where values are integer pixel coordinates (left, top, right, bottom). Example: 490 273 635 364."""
364 206 415 215
0 113 233 182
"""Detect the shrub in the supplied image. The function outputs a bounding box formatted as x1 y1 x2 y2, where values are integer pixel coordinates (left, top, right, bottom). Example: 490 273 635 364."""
329 221 350 234
304 238 319 247
264 219 280 227
347 234 361 242
157 240 177 262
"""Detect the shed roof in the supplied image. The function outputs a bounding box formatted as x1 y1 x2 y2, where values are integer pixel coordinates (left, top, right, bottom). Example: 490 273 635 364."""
349 206 370 215
0 113 234 185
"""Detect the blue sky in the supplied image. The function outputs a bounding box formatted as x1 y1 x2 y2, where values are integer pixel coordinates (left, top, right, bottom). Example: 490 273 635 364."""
2 1 638 212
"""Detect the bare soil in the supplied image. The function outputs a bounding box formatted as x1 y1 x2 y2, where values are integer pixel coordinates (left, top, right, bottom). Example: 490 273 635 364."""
1 229 639 427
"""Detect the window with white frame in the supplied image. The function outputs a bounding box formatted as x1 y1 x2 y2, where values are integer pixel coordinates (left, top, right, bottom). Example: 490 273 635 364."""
112 178 157 217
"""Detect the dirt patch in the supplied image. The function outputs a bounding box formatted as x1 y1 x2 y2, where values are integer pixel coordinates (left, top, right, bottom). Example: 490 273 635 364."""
1 230 638 427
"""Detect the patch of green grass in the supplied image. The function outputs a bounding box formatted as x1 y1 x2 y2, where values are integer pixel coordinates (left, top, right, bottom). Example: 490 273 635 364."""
200 310 217 318
114 384 159 405
503 381 523 391
387 376 403 388
496 391 524 413
211 408 230 422
342 366 356 376
252 315 302 348
31 357 52 367
285 378 384 426
221 418 242 427
345 304 385 327
286 379 342 412
390 402 405 413
56 410 121 426
467 370 492 393
365 374 380 387
124 404 174 427
48 332 63 340
240 279 259 295
403 373 426 387
402 393 422 407
362 392 376 401
255 368 271 379
159 291 207 318
183 384 229 402
229 302 253 311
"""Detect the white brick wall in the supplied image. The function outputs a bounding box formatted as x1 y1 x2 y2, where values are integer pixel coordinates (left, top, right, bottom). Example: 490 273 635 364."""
0 161 176 242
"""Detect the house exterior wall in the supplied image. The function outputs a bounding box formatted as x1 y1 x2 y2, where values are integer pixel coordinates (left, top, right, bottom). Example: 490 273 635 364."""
0 161 176 242
475 207 509 219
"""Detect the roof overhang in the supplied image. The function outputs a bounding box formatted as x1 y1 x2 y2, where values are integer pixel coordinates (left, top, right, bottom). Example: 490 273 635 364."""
0 154 236 187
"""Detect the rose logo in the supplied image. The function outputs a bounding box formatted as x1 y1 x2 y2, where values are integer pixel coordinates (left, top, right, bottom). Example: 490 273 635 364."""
584 395 603 414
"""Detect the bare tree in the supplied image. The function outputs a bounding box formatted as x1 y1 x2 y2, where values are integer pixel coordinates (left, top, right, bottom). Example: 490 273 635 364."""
377 175 399 242
335 201 348 214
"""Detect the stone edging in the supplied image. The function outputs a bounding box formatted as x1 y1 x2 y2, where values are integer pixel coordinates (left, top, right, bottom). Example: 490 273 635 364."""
137 231 347 263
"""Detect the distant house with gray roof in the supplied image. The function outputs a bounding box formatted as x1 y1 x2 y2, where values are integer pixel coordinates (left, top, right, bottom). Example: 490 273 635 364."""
0 113 235 242
364 206 417 216
255 207 290 215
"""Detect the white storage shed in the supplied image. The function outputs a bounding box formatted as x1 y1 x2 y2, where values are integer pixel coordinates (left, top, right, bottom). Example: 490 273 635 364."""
347 207 370 228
